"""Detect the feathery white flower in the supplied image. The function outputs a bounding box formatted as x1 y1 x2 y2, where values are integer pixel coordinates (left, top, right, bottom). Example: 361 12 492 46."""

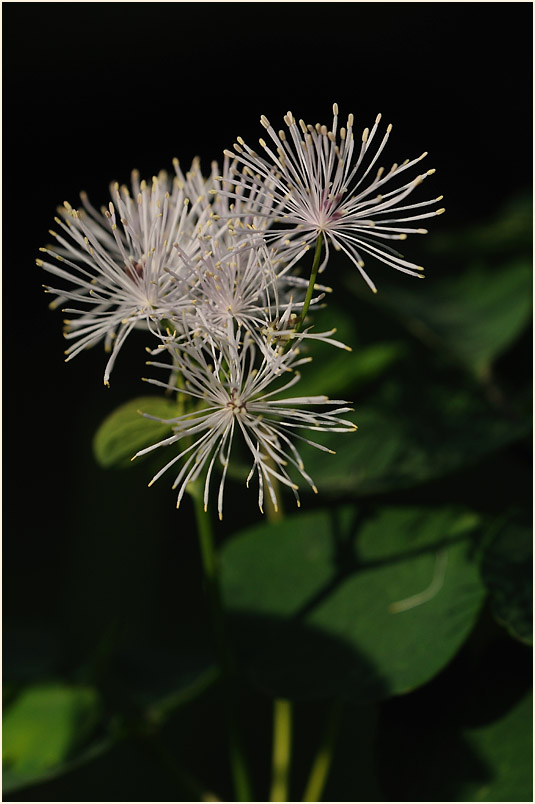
133 329 356 519
38 159 227 385
221 103 445 292
167 238 347 359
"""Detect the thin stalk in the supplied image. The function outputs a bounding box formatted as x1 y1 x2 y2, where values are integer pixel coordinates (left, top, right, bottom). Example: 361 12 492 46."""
302 701 343 802
148 732 221 802
189 482 253 803
269 699 293 802
293 233 323 336
265 474 292 803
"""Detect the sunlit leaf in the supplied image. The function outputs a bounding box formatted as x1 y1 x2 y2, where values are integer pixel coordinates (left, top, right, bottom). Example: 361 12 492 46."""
3 683 102 793
93 396 178 469
221 505 485 702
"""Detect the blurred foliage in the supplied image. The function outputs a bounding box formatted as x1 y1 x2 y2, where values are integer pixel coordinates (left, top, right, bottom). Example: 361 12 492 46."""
2 684 104 794
479 515 533 645
5 193 532 801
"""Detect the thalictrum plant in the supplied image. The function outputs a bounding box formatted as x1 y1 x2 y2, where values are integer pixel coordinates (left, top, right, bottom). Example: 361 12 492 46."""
39 103 448 802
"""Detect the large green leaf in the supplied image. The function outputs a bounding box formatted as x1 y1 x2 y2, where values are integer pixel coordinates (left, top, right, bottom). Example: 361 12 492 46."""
3 683 102 793
296 379 530 497
480 517 532 644
93 395 178 469
221 505 485 702
346 259 532 378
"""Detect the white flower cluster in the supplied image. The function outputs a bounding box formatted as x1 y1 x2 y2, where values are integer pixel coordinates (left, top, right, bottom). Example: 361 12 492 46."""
39 104 442 517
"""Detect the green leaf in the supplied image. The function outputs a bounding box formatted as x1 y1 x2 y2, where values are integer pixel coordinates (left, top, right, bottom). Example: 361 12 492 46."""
429 194 532 259
295 303 405 398
377 683 532 802
346 260 532 377
221 505 485 702
93 395 178 469
480 517 533 644
3 683 102 793
296 340 405 400
459 692 533 802
297 380 530 497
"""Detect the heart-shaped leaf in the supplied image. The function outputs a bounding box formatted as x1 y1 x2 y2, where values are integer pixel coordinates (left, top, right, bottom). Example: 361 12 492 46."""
221 505 485 702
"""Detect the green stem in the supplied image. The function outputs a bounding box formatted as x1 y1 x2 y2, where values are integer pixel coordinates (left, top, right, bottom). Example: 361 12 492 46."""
302 701 342 802
293 233 323 336
270 699 293 802
189 482 253 803
148 732 221 802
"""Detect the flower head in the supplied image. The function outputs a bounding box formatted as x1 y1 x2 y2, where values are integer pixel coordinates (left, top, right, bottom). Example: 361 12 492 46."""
38 159 227 384
133 329 356 519
168 238 346 360
222 103 445 292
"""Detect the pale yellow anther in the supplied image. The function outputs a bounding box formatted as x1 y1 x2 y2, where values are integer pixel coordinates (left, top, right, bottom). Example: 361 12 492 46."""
260 115 270 128
376 113 382 124
387 123 393 133
436 208 446 215
333 102 339 116
347 113 354 127
259 137 267 148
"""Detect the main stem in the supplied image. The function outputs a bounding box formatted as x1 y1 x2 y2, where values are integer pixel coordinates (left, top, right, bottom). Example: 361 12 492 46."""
189 483 253 803
267 238 323 801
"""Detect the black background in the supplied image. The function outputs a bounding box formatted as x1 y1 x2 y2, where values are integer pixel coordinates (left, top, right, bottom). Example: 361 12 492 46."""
3 2 533 801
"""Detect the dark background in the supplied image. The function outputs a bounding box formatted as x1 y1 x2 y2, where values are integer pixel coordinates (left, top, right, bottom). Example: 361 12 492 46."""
3 2 533 801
